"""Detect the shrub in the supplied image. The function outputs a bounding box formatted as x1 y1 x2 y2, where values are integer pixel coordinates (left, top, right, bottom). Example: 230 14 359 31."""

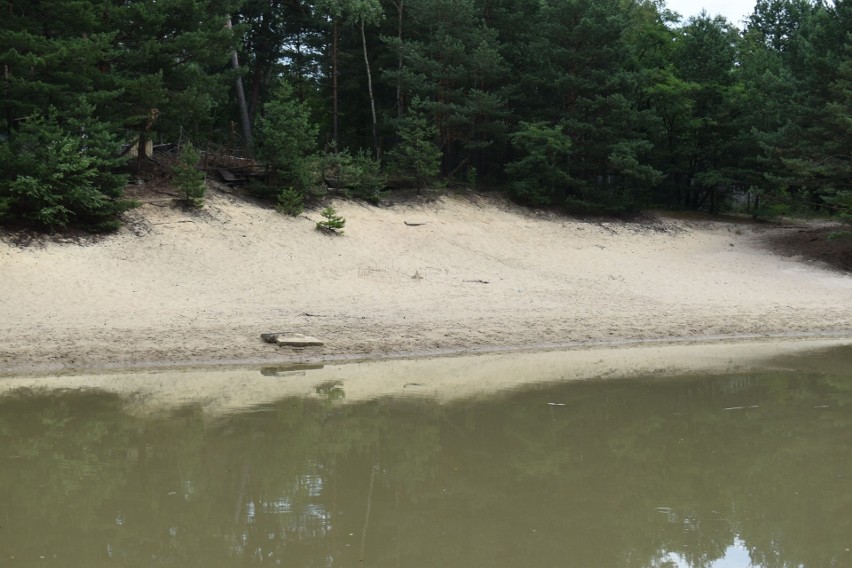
278 187 304 216
172 143 206 207
466 166 478 189
0 102 133 231
316 206 345 234
320 148 386 204
347 149 386 204
826 230 852 242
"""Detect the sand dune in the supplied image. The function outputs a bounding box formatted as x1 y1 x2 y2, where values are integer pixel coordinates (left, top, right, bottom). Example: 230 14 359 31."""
1 188 850 374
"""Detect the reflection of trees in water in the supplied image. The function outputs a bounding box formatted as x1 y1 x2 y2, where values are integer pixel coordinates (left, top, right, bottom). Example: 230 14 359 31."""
0 370 850 567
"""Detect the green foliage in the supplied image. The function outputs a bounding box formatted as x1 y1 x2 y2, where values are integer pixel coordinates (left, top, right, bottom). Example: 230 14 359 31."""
505 122 573 206
505 0 662 210
0 103 132 231
316 206 346 233
754 200 792 219
321 148 387 204
739 1 851 215
385 99 442 188
2 0 849 225
608 140 664 194
278 187 305 217
256 80 320 194
0 1 120 134
826 230 852 242
746 0 813 53
346 150 386 204
823 191 852 222
171 143 206 207
316 0 383 24
466 166 478 189
386 0 508 174
110 0 244 144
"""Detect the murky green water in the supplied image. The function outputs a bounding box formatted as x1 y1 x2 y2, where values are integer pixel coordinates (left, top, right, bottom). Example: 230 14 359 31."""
1 347 851 567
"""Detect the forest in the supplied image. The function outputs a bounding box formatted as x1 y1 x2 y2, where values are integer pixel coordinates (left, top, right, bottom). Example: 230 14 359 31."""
0 0 849 231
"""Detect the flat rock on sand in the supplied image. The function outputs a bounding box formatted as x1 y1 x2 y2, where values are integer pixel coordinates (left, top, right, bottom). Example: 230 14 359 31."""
278 335 324 347
262 333 324 347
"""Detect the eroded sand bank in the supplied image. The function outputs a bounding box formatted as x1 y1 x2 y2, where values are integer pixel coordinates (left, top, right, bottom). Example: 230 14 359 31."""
1 190 850 374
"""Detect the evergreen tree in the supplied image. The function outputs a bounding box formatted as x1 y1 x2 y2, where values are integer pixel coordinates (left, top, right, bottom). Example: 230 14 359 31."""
510 0 661 209
256 80 320 197
669 12 743 212
0 102 132 231
1 0 120 136
385 97 442 188
505 121 574 205
171 143 206 207
386 0 508 178
742 0 850 215
235 0 326 124
108 0 243 153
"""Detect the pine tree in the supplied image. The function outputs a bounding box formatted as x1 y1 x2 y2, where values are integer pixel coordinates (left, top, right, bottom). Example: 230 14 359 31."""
0 2 132 230
668 12 742 212
108 0 243 155
0 102 132 231
1 0 120 136
510 0 660 209
256 80 320 196
386 0 508 177
741 0 850 215
385 97 442 188
505 121 574 205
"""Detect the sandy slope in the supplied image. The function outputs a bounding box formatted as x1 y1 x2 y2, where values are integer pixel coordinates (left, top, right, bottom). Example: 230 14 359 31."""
1 188 850 374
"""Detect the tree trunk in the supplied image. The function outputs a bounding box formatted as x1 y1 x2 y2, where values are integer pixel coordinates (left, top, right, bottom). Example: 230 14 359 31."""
395 0 404 118
361 19 379 161
135 131 148 171
226 17 253 151
248 61 264 123
332 19 339 150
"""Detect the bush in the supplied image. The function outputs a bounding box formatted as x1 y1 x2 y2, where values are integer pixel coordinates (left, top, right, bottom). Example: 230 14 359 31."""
320 148 386 204
278 187 304 216
823 190 852 222
826 230 852 241
172 143 206 207
0 102 133 231
346 150 386 204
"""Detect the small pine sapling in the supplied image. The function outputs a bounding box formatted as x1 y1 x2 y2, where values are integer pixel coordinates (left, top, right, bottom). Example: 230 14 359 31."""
172 143 206 207
278 187 304 216
316 206 346 234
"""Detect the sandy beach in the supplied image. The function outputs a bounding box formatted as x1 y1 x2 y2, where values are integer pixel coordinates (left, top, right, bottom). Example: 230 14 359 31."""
1 187 851 375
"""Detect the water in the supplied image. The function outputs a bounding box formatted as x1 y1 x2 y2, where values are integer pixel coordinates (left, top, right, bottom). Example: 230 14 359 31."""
1 344 850 567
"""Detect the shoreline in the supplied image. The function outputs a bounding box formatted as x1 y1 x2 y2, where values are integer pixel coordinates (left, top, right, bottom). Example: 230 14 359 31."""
2 329 851 378
1 337 850 416
2 191 851 377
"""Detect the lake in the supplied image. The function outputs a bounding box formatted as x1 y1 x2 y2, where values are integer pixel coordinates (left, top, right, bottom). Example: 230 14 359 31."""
1 340 850 567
